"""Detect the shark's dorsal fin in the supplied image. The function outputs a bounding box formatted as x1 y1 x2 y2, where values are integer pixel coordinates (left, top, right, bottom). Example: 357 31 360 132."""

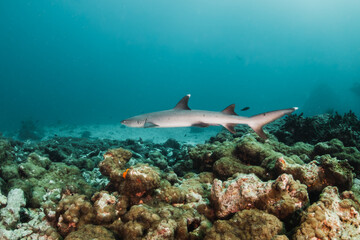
174 94 191 110
221 104 238 115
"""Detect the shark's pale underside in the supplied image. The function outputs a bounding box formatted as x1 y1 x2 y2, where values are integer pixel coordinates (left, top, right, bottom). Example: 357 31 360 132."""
121 94 298 139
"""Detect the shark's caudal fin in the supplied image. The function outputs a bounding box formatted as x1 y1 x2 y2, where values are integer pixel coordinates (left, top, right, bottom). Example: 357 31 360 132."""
248 107 298 139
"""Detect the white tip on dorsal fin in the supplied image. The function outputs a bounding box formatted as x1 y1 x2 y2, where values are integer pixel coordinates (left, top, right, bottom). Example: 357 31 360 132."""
221 104 238 115
174 94 191 110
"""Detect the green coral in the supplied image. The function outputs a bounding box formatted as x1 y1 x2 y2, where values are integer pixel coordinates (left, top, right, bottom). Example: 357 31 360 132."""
0 139 14 163
213 156 268 180
189 140 234 171
275 154 353 192
313 138 360 174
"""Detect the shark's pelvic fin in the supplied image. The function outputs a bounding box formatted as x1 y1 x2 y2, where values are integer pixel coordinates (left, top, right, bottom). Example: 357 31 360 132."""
221 104 238 115
174 94 191 110
223 123 237 133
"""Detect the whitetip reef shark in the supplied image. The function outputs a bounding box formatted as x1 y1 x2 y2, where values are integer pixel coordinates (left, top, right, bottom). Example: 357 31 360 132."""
121 94 298 139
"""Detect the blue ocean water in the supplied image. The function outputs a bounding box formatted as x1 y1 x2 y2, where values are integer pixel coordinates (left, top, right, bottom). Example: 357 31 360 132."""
1 0 360 133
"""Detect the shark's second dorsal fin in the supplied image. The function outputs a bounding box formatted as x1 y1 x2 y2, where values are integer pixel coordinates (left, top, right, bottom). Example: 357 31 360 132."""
174 94 191 110
221 104 238 115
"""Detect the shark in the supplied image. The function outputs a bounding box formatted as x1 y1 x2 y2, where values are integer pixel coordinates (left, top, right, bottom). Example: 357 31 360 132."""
121 94 298 139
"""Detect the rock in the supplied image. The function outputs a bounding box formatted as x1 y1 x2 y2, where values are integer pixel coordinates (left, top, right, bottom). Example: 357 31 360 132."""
211 173 309 219
0 188 26 228
294 186 360 239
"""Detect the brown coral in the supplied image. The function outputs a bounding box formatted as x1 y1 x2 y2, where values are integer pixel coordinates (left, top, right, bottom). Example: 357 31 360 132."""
91 190 129 224
91 191 118 224
157 173 210 208
55 194 95 237
204 209 284 240
119 203 211 240
64 224 115 240
99 147 132 179
121 164 160 196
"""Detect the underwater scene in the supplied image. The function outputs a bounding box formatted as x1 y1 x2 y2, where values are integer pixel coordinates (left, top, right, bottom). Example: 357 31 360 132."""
1 0 360 239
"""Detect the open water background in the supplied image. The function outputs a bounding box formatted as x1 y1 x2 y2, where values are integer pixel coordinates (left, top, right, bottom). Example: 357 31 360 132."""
1 0 360 132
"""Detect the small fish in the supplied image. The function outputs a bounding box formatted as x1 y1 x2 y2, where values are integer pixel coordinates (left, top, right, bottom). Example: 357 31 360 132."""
241 107 250 111
123 168 130 179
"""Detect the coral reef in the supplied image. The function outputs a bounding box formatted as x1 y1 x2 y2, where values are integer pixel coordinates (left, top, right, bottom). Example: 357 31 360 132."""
4 152 95 208
204 209 286 240
2 111 360 240
211 173 309 219
293 186 360 239
274 112 360 150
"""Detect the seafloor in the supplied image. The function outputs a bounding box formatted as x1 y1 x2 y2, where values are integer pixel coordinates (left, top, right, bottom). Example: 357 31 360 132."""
1 112 360 240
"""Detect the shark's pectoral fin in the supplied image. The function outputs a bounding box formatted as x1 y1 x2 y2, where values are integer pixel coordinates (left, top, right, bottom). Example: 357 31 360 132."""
144 121 159 128
222 123 237 133
192 122 210 128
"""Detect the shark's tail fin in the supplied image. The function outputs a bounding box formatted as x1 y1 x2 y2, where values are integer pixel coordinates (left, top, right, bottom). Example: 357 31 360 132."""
248 107 298 139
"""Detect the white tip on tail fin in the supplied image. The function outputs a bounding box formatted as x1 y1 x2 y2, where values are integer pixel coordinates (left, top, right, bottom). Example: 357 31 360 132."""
248 107 298 139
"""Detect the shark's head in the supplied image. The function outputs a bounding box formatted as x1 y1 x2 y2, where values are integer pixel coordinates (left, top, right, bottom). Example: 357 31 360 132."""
121 116 146 128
